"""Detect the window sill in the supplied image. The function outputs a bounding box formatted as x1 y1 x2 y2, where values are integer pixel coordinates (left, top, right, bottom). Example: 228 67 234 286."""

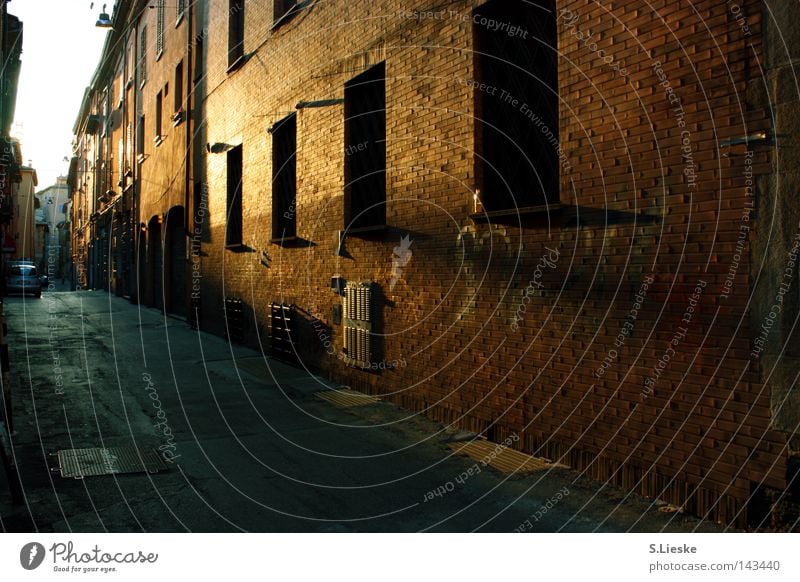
137 153 147 164
175 12 185 27
343 224 387 236
227 54 246 74
270 235 297 245
153 135 164 147
470 203 563 222
225 242 245 250
172 110 185 126
156 50 164 62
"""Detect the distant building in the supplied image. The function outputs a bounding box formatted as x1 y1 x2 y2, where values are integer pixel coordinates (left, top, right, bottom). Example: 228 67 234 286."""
36 176 70 279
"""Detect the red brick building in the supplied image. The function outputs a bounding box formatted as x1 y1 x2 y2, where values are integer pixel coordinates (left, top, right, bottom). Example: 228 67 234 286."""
73 0 800 528
71 0 192 307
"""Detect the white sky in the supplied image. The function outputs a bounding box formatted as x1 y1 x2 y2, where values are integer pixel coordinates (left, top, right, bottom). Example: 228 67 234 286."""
10 0 109 188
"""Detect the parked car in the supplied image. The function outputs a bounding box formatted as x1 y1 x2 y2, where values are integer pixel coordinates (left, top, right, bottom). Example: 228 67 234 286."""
5 264 42 298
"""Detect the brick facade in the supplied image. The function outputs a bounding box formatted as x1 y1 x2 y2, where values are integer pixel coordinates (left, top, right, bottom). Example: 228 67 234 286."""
72 0 799 528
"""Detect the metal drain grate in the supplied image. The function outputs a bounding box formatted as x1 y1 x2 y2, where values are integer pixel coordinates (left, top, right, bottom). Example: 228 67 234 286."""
316 388 379 408
55 447 170 479
448 439 565 474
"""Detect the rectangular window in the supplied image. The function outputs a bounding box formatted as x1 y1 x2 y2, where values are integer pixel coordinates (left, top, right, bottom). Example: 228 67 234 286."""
174 60 184 112
117 63 124 105
271 113 297 240
274 0 297 23
137 115 145 156
139 25 148 85
156 0 165 57
226 145 243 247
176 0 186 23
127 39 134 83
118 136 124 180
473 0 558 212
344 62 386 230
228 0 245 68
193 32 204 83
155 91 162 140
126 122 133 166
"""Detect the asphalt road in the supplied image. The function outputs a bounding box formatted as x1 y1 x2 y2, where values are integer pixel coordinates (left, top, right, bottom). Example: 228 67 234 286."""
0 290 722 532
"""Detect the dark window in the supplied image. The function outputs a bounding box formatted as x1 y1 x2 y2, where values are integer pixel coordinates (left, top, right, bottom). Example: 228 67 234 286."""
139 25 147 85
344 62 386 230
193 181 205 233
156 0 165 56
271 113 297 240
10 266 37 277
228 0 245 67
274 0 297 23
193 30 204 83
155 91 163 139
137 115 145 156
226 145 243 246
473 0 559 212
174 60 184 112
177 0 185 22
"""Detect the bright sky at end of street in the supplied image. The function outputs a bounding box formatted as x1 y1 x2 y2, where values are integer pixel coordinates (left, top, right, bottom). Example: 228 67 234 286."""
10 0 108 189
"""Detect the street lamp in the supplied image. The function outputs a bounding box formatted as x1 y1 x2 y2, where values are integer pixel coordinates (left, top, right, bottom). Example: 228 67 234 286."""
96 4 113 28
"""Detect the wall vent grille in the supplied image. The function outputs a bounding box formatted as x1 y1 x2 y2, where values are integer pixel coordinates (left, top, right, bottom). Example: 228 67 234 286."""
270 302 297 363
343 282 373 368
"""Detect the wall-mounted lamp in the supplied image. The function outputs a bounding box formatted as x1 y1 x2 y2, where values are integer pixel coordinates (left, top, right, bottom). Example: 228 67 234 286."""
720 130 771 148
96 4 113 28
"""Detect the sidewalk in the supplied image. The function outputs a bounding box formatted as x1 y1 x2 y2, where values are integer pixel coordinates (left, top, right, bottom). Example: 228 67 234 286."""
0 291 724 532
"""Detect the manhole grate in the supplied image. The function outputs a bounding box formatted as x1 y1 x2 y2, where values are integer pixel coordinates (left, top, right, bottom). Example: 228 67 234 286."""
448 439 566 474
316 388 379 408
55 447 170 479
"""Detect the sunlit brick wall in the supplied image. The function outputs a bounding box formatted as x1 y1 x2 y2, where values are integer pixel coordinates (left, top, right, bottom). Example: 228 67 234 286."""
195 0 787 527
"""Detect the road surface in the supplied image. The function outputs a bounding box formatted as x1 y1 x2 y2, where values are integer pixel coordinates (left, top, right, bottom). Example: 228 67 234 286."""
0 290 722 532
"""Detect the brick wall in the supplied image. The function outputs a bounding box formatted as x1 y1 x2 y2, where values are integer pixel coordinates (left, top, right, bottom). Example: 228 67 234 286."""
135 7 190 221
188 0 789 527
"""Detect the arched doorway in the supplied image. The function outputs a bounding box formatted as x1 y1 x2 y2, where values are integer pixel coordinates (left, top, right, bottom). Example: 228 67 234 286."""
165 206 187 317
135 225 147 304
147 216 163 310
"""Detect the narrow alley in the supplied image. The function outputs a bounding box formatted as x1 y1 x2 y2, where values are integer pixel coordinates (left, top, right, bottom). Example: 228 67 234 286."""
0 291 717 533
